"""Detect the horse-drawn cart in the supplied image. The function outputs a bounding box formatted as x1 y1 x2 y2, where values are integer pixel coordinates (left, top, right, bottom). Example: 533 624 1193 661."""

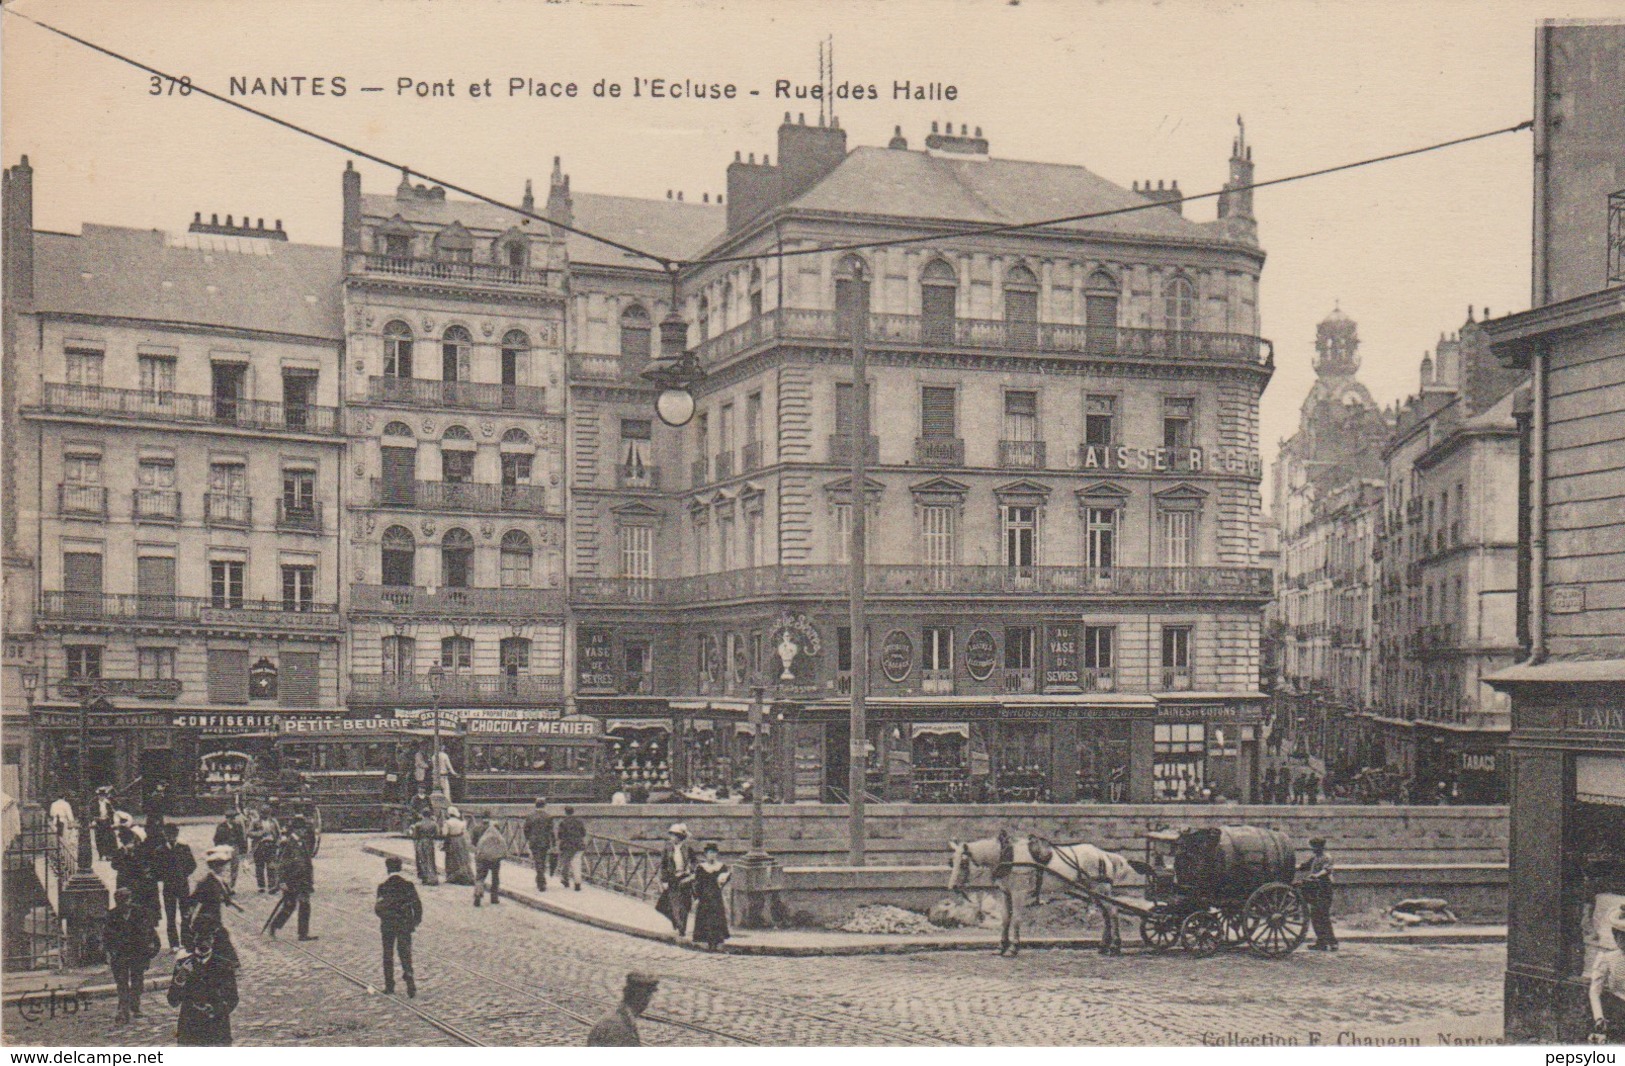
1126 825 1308 958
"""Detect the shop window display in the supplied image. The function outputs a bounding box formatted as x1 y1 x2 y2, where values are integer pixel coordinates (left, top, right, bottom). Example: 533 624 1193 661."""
1077 722 1131 803
1569 755 1625 982
1154 723 1206 801
911 724 972 803
607 728 672 798
991 722 1050 802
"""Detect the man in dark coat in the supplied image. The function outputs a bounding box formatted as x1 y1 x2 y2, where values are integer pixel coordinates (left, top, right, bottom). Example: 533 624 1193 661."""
109 827 161 930
92 787 116 861
105 887 160 1024
656 823 696 938
152 823 197 951
375 856 422 997
1298 836 1339 951
522 798 554 892
170 923 239 1046
267 821 316 941
184 847 235 950
556 806 586 891
587 972 658 1046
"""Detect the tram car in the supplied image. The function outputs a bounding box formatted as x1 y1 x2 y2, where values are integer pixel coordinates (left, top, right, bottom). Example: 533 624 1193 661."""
460 717 609 805
1132 825 1309 958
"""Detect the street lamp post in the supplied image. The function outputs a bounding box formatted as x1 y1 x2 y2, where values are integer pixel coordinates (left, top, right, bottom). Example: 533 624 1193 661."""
841 260 872 868
733 682 781 928
59 683 111 968
427 664 446 805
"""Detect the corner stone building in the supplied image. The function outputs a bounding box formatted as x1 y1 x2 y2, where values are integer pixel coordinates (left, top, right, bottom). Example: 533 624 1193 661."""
569 116 1275 804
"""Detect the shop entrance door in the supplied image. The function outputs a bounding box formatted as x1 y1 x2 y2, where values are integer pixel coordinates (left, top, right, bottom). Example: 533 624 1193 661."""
139 749 173 811
824 720 850 803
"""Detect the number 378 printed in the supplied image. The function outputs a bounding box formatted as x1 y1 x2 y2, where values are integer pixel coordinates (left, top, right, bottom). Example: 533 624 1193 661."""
149 74 192 95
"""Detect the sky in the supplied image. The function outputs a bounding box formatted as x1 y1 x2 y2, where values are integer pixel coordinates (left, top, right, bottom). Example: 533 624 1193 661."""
5 0 1617 486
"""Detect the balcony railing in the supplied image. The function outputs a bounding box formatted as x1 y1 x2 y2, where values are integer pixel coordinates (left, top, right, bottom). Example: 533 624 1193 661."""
828 434 880 465
368 479 548 513
1002 668 1037 694
1080 667 1116 692
714 451 735 480
32 383 339 435
38 591 341 631
365 376 549 415
741 441 763 473
359 252 556 290
1160 667 1193 691
133 489 181 523
276 500 323 532
347 673 563 707
921 669 953 695
204 493 252 528
571 564 1273 605
58 483 106 518
694 306 1273 367
350 584 566 619
914 436 965 466
999 440 1047 469
616 464 661 490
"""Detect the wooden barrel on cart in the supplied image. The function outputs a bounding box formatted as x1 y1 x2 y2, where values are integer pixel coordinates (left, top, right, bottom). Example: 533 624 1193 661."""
1173 825 1297 900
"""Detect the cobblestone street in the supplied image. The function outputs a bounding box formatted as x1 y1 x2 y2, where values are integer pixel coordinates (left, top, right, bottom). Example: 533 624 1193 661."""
8 829 1505 1047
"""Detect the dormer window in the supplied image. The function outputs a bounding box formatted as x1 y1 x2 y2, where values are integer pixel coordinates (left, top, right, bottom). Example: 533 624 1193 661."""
384 234 412 258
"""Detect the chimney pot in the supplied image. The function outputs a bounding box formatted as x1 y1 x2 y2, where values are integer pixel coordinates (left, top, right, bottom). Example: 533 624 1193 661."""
1172 180 1180 190
677 191 683 201
703 193 709 203
748 152 754 164
784 111 791 122
763 155 769 165
960 123 968 135
975 126 982 137
717 195 723 204
1158 180 1165 190
226 215 234 227
667 190 673 199
931 121 939 133
735 150 742 161
798 112 805 124
257 218 264 229
275 220 283 230
193 211 202 223
211 214 219 225
1484 306 1490 319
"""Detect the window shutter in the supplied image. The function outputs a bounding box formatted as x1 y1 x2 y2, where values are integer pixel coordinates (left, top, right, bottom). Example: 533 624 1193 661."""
64 552 103 617
921 387 956 438
207 649 250 704
279 652 320 708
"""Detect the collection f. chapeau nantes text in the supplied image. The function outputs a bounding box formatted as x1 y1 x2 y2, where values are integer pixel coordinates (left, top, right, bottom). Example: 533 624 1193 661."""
215 75 958 101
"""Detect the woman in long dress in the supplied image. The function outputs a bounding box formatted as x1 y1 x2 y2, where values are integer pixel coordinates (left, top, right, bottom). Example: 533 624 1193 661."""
411 808 439 885
690 843 731 951
441 807 475 886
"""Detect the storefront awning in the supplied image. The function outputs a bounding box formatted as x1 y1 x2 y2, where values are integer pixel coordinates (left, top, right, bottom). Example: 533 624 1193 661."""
912 723 970 738
1578 755 1625 807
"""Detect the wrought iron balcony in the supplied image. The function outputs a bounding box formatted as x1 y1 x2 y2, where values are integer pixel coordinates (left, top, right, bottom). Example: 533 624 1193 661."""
694 306 1273 368
616 463 661 490
1161 667 1193 691
914 436 965 466
58 483 106 518
828 434 880 465
347 672 563 707
368 479 548 513
350 584 566 619
133 489 181 523
999 439 1047 469
741 441 763 473
365 376 549 415
1002 668 1037 694
276 499 324 531
38 591 342 631
921 669 954 695
357 252 558 291
570 564 1273 605
204 493 252 528
1079 667 1117 692
30 383 340 435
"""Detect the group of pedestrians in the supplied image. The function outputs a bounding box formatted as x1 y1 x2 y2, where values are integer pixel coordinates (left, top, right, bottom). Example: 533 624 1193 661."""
654 823 732 951
1260 766 1322 804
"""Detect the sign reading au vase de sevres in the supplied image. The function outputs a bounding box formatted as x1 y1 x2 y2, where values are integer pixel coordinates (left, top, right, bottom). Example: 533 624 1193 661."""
466 716 600 736
1044 623 1080 689
881 630 914 683
577 628 617 691
1080 445 1261 477
965 629 998 682
248 658 278 700
770 613 823 694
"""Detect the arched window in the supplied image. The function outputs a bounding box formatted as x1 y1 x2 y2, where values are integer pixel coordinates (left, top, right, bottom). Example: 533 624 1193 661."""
834 255 870 335
501 329 529 392
501 428 531 446
383 421 413 439
697 295 711 342
1085 270 1120 356
383 321 414 378
380 424 417 506
921 259 958 344
748 266 764 317
442 325 471 384
442 425 473 441
1004 263 1040 346
1164 276 1197 334
441 528 474 588
500 530 533 588
441 425 474 484
620 305 652 366
381 526 416 586
440 635 473 673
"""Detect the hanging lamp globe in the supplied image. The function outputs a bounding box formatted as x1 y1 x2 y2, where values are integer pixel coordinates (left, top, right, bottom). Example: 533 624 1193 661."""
641 307 704 427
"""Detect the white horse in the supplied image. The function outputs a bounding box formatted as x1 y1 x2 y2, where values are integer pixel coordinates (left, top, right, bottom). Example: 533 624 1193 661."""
949 833 1135 957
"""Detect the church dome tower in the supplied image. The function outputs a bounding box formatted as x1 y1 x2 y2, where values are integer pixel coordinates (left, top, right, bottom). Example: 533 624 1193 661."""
1313 302 1360 378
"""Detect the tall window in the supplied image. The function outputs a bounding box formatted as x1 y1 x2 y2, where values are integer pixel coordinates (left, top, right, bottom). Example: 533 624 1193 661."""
500 637 531 681
441 636 473 673
381 526 415 586
694 514 712 573
283 468 316 515
1164 276 1197 333
744 506 762 569
1163 397 1194 450
139 355 175 399
620 418 652 485
441 428 474 483
1004 264 1039 345
718 511 735 570
834 255 869 334
697 296 710 341
381 636 416 677
500 530 533 587
1084 271 1120 355
1085 506 1118 568
1004 627 1036 669
1004 391 1038 443
210 560 245 609
620 305 652 367
138 648 176 681
64 451 102 486
1161 626 1191 670
441 528 474 588
66 645 102 679
1161 510 1195 567
383 321 413 378
1084 395 1117 448
748 267 764 318
920 259 958 343
921 504 957 567
923 627 954 672
718 403 734 463
65 348 103 387
282 565 315 611
694 412 709 482
442 326 472 383
1083 626 1115 669
921 386 957 439
1002 505 1038 573
500 330 529 390
620 525 654 579
832 502 876 565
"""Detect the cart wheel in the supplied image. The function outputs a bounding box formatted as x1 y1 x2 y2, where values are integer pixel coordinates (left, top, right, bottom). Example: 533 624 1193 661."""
1180 910 1223 958
1243 882 1308 958
1140 910 1180 953
1221 906 1249 945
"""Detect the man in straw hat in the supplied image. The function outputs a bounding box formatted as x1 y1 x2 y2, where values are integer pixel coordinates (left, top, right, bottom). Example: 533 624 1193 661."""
1592 903 1625 1043
1298 836 1339 952
587 971 659 1046
656 823 696 938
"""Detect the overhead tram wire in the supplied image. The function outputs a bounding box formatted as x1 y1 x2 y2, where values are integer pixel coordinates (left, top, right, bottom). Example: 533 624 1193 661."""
10 7 1532 275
